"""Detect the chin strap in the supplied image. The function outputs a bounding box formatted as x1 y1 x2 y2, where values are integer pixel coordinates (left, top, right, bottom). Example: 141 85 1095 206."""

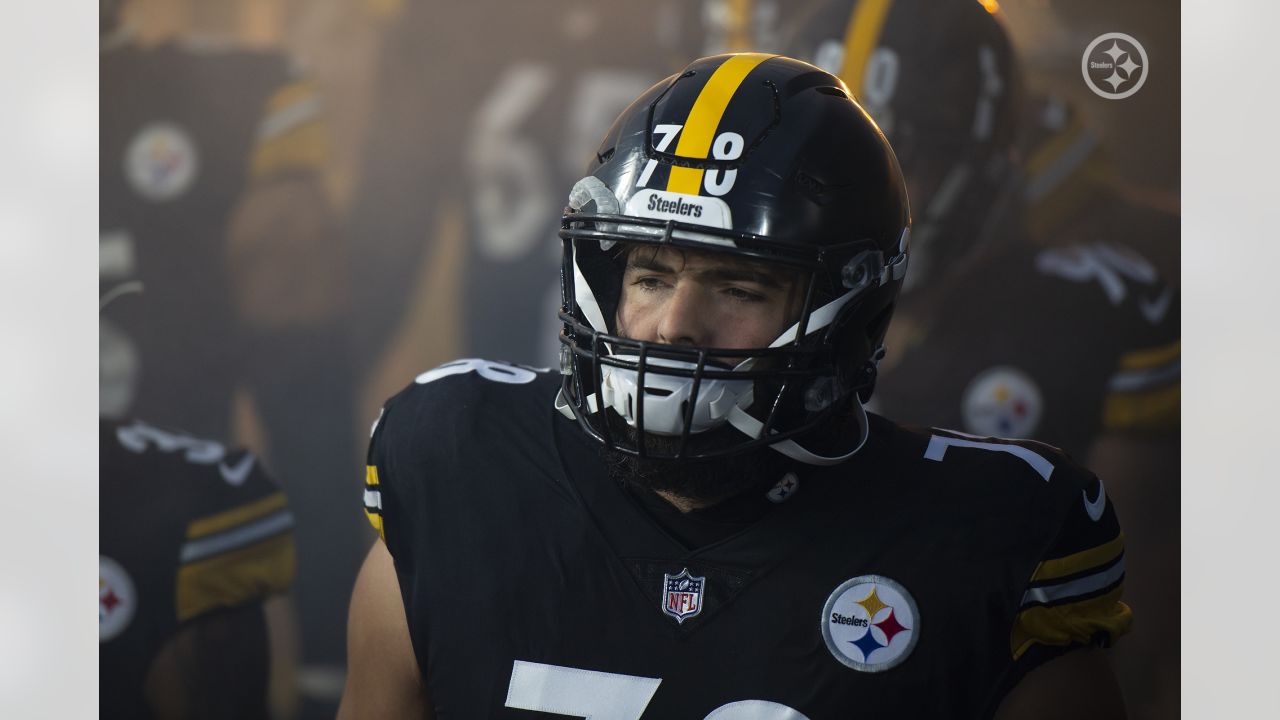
555 389 574 419
555 387 597 419
556 388 871 467
726 395 870 466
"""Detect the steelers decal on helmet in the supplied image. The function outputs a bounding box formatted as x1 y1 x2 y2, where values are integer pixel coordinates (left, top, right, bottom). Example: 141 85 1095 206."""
961 366 1043 438
99 555 137 642
821 574 919 671
625 189 734 231
124 121 200 202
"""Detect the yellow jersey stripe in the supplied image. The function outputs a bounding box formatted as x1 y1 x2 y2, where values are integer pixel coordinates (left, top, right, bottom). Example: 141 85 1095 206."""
1030 532 1124 584
250 122 328 178
365 508 385 540
176 532 295 622
364 465 385 540
838 0 896 96
666 53 774 195
1011 589 1130 660
1119 340 1181 371
186 491 287 541
1103 383 1180 431
251 81 327 178
265 82 317 115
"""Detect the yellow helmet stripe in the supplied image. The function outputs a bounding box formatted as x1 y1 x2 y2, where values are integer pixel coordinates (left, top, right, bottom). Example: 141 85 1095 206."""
666 53 774 195
838 0 897 96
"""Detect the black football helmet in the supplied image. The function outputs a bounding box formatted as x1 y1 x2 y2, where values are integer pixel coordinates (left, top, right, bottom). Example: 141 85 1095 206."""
783 0 1024 290
557 53 910 464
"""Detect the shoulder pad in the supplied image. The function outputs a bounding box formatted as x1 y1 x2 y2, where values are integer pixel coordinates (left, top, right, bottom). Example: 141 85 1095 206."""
920 426 1072 486
363 359 559 541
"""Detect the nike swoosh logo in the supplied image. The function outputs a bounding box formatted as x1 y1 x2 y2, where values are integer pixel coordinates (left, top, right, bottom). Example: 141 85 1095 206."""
1082 477 1107 522
1138 287 1173 324
218 453 256 486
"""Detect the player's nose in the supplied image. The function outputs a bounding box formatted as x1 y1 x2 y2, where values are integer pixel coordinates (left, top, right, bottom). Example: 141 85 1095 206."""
656 283 711 347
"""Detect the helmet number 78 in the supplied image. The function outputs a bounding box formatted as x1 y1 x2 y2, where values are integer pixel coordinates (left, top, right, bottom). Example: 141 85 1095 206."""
636 124 746 196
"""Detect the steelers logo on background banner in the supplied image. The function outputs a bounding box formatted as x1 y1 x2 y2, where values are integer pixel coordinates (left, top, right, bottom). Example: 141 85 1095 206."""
821 574 919 672
124 121 200 202
100 555 137 642
961 365 1043 439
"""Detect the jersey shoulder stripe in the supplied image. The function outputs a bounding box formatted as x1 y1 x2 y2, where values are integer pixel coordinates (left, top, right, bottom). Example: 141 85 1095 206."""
362 359 561 550
364 465 384 541
1010 473 1131 661
1103 339 1180 431
176 490 295 622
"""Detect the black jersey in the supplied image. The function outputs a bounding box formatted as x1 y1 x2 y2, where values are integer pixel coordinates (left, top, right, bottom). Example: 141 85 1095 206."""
100 418 295 719
873 241 1179 459
362 361 1130 718
100 38 325 438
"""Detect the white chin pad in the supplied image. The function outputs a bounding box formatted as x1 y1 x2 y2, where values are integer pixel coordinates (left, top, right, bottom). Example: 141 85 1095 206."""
599 355 752 436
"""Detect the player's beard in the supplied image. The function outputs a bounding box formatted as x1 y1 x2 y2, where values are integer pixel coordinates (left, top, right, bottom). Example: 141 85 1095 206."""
597 413 793 507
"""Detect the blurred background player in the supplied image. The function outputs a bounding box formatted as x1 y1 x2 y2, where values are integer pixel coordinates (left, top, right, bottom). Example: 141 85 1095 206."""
781 0 1178 716
346 0 797 394
100 2 361 715
100 416 295 719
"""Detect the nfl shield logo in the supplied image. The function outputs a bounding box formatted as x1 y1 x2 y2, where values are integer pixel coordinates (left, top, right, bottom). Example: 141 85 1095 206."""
662 568 705 624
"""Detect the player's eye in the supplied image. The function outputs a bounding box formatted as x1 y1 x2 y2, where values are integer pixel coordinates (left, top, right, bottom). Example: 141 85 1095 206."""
722 286 765 303
633 276 670 292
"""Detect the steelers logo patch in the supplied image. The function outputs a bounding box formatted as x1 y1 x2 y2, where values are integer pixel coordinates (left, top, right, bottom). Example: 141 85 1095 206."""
766 472 799 504
961 366 1043 439
124 122 200 202
100 555 137 642
821 575 919 672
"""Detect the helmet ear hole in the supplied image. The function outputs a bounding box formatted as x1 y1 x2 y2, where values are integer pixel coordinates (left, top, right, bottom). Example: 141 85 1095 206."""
831 300 895 394
853 303 896 403
855 363 879 404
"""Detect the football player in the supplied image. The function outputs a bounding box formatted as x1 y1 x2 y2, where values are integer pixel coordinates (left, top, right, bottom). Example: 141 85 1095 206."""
781 2 1178 716
101 417 296 719
100 0 342 440
340 55 1129 718
101 1 362 689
